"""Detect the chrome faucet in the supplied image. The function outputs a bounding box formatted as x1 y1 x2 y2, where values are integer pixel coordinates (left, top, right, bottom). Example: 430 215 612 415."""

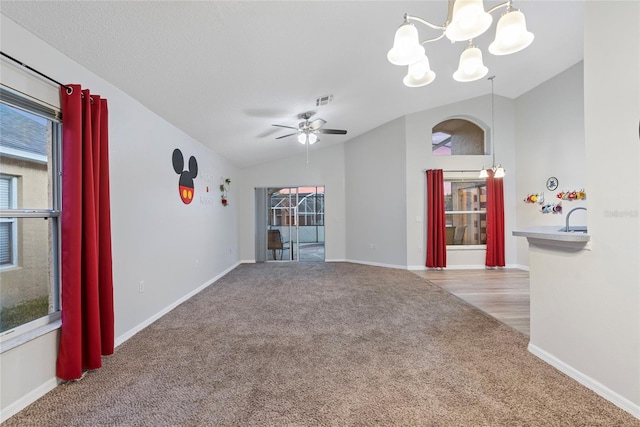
565 207 587 232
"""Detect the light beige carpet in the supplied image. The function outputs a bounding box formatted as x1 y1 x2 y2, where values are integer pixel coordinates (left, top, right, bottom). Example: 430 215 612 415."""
5 262 639 426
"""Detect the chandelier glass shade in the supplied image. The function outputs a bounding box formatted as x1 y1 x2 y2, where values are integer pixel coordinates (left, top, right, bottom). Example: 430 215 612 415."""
403 55 437 87
387 0 534 86
489 10 534 55
387 22 425 66
445 0 493 42
452 44 488 82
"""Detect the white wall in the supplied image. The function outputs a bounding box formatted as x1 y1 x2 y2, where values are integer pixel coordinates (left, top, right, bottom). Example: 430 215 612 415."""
238 143 346 263
405 94 517 269
515 62 586 268
0 15 239 419
344 118 407 268
524 1 639 417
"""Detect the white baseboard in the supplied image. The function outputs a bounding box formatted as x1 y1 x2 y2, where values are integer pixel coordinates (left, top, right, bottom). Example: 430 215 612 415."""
115 261 240 346
0 377 60 423
528 343 640 420
344 259 406 270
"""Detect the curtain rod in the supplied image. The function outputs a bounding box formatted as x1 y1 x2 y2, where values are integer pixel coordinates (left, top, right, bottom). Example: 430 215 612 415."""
1 51 72 93
423 169 482 173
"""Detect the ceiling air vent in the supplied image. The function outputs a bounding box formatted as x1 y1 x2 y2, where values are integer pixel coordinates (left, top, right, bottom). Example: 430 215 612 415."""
315 94 333 107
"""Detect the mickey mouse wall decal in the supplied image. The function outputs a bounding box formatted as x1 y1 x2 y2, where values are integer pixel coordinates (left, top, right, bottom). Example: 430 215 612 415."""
172 148 198 204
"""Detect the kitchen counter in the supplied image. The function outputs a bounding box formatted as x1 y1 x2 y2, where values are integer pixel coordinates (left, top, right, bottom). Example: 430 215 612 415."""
512 226 590 244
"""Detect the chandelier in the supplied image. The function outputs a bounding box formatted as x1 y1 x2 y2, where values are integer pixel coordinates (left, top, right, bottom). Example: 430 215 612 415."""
387 0 534 86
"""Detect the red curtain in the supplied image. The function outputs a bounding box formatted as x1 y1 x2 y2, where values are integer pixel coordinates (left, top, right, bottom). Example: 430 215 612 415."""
485 169 505 267
426 169 446 268
57 85 114 381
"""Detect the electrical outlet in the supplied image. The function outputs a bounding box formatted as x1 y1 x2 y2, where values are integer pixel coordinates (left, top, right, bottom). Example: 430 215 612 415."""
139 280 144 293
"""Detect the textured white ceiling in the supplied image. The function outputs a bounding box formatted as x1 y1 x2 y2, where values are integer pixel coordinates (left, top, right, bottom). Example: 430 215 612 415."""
0 1 584 168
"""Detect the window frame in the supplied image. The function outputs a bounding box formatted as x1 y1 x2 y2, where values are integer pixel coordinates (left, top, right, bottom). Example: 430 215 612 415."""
444 176 487 249
0 174 18 269
0 89 62 346
432 117 489 156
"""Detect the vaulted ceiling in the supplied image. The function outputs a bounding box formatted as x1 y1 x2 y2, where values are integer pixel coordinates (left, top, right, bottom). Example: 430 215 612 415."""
0 1 584 168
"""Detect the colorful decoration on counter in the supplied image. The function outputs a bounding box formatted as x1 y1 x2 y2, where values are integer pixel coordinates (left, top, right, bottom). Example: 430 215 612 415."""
541 202 562 214
523 192 544 204
219 178 231 206
556 189 586 201
172 148 198 205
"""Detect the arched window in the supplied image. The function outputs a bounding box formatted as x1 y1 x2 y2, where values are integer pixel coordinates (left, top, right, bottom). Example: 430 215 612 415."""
432 118 487 156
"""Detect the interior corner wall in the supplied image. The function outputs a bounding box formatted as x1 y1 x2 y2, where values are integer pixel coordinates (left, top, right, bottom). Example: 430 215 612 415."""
238 143 346 263
344 117 407 268
1 15 239 419
405 95 517 269
514 62 586 268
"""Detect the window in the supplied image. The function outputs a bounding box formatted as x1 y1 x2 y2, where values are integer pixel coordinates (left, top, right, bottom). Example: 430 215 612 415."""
0 175 18 268
432 118 487 156
445 179 487 246
0 92 61 337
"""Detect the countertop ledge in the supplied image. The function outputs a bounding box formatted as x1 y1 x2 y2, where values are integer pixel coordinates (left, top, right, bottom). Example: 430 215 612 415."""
512 226 590 243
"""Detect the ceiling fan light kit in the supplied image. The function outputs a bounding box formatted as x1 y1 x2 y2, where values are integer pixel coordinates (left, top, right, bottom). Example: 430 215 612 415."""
273 110 347 157
388 0 534 86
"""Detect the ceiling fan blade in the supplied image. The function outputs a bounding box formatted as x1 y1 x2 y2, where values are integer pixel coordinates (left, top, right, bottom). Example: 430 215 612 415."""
318 129 347 135
309 119 326 130
275 132 298 139
272 124 299 130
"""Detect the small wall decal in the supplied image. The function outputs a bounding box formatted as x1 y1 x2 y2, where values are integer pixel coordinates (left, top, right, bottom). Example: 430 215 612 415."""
556 189 586 201
523 192 544 204
541 202 562 214
220 178 231 206
172 148 198 204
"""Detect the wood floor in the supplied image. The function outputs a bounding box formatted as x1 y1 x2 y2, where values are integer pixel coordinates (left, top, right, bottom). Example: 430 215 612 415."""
412 269 530 336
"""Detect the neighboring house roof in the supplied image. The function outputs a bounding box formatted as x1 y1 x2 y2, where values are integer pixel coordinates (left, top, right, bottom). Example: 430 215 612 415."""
0 103 48 158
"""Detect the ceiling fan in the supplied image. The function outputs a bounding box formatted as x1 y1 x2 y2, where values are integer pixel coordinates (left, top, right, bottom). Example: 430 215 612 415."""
272 111 347 145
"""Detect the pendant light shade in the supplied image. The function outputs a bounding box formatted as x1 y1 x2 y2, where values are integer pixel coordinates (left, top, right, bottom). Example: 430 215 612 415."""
445 0 493 42
494 165 505 178
297 133 307 144
308 132 318 144
453 45 488 82
387 22 425 66
479 168 489 178
403 55 436 87
489 10 534 55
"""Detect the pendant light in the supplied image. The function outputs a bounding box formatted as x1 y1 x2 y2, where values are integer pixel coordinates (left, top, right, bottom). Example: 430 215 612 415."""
480 75 505 178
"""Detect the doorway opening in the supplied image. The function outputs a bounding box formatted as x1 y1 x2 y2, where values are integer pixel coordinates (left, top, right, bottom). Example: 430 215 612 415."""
257 186 325 262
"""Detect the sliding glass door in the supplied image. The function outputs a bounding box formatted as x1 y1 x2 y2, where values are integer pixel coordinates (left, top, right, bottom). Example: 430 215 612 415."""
260 186 325 262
